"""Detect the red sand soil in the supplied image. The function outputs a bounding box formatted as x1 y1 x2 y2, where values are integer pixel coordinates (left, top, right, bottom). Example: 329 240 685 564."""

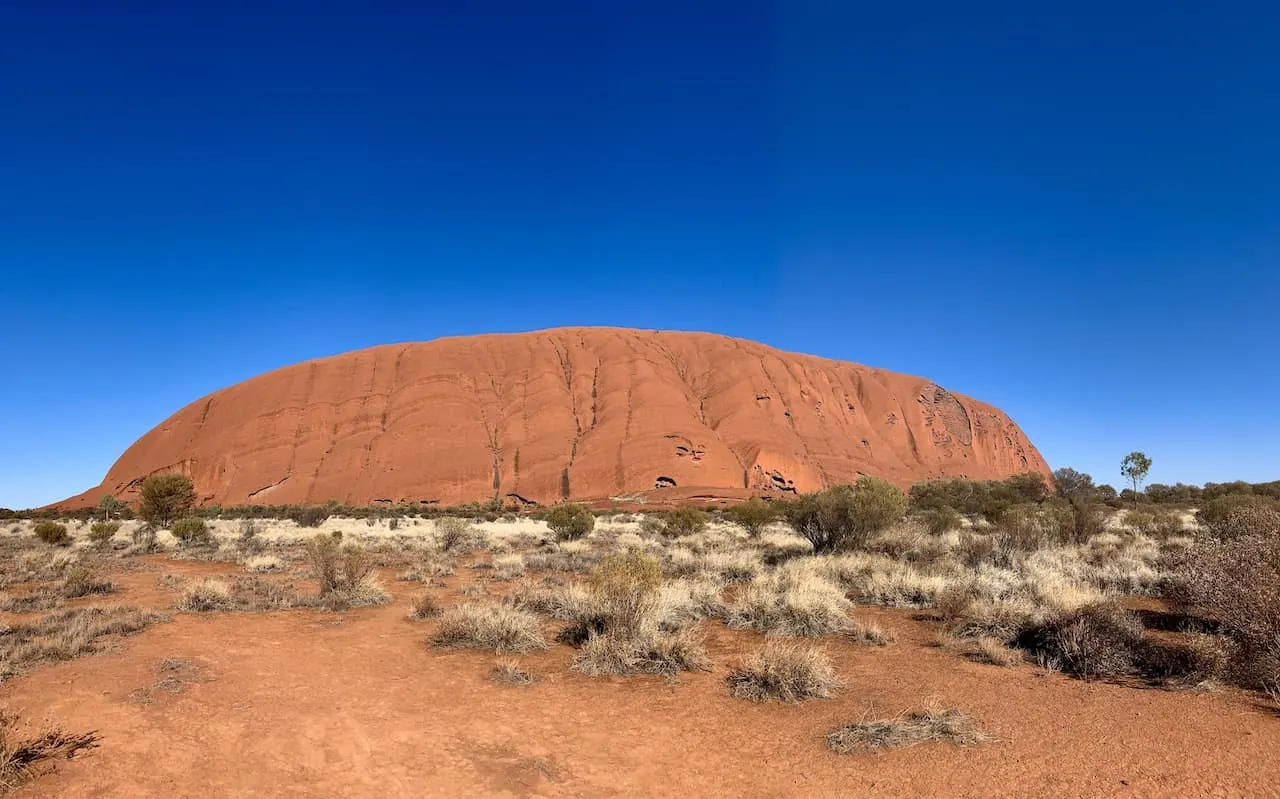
59 328 1050 510
8 562 1279 798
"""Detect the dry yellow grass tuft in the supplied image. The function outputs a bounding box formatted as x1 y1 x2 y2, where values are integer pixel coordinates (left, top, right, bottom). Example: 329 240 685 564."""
726 642 841 703
432 602 548 652
827 704 993 752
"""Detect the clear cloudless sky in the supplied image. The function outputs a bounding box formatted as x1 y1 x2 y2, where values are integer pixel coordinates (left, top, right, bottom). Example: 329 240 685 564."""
2 1 1278 508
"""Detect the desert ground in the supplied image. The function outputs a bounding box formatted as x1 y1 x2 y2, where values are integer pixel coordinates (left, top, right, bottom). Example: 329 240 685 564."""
2 510 1278 798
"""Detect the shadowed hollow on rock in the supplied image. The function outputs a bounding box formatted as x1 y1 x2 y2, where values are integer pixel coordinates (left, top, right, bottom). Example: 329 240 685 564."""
61 328 1049 508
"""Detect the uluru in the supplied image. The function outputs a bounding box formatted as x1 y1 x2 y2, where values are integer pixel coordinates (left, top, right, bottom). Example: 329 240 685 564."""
62 328 1049 509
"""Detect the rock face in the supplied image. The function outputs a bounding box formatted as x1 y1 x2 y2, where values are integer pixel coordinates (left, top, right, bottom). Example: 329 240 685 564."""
61 328 1050 508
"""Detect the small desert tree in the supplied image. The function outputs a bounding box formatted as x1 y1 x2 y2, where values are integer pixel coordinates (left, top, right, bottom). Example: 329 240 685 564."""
545 503 595 541
98 494 125 521
1052 468 1096 500
1120 452 1152 496
138 473 196 527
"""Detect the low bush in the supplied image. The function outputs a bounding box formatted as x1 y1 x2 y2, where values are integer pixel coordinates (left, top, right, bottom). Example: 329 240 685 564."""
177 579 235 612
238 519 262 552
637 515 666 537
545 503 595 541
61 568 115 598
170 517 213 547
491 554 525 581
848 617 894 646
0 606 167 678
304 534 387 606
725 498 778 536
131 524 158 552
1198 495 1280 536
918 506 963 536
910 473 1048 515
33 522 70 547
288 505 330 528
784 478 908 553
1017 602 1145 679
659 507 709 538
409 592 441 619
726 642 840 703
1174 520 1280 691
88 521 120 545
243 555 283 573
436 517 474 552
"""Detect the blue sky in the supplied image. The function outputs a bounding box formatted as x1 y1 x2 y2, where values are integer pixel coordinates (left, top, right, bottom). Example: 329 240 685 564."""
2 1 1277 508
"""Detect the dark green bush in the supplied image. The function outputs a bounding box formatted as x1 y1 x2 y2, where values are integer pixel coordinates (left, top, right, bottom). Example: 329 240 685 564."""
1199 495 1280 538
138 473 196 526
910 473 1049 517
545 503 595 541
288 505 331 528
33 521 70 546
724 497 778 536
170 517 213 546
88 521 120 544
659 507 709 538
785 477 908 553
918 506 963 535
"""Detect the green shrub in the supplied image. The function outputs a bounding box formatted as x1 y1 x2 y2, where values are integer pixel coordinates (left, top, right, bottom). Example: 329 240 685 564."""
435 517 474 551
170 517 212 547
910 473 1049 515
545 503 595 541
785 477 908 553
725 497 778 536
88 521 120 545
62 567 116 598
637 515 666 537
918 506 963 535
659 507 708 538
33 521 71 546
1125 511 1157 535
1150 510 1187 537
1068 500 1108 543
288 505 330 528
1197 494 1279 535
138 473 196 526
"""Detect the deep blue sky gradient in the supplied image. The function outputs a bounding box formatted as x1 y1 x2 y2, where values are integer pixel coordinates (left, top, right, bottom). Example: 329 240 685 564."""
2 1 1278 507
